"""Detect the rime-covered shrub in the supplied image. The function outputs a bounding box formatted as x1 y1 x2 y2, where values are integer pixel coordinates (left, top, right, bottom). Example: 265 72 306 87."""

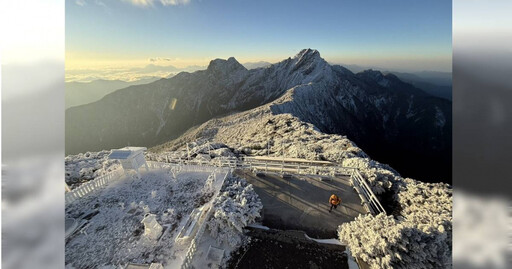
65 150 121 188
161 208 176 224
145 152 168 162
342 157 400 194
338 178 452 269
200 173 216 202
147 141 235 162
206 176 263 247
211 147 236 158
194 153 212 162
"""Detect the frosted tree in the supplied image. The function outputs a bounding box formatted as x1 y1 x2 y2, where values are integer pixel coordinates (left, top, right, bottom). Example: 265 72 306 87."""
338 179 452 269
206 176 263 247
65 150 121 188
201 172 216 199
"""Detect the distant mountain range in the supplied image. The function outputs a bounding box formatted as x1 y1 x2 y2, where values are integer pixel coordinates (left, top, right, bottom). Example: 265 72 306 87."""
66 62 451 110
242 61 273 70
340 64 452 100
65 78 161 109
385 71 452 100
66 49 452 182
65 62 278 109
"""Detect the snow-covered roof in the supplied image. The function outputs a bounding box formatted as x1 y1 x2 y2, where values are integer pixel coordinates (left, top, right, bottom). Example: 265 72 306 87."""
109 147 147 160
108 151 132 159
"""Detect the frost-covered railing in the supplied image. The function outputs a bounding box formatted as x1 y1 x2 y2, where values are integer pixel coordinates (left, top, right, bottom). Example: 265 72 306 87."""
65 169 123 204
146 161 174 170
180 165 219 173
146 161 219 173
152 156 385 216
180 169 231 269
350 169 386 215
180 207 213 269
66 162 220 205
161 156 351 174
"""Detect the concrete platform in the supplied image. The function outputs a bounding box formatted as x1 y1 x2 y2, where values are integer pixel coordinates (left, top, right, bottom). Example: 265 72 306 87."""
234 170 367 238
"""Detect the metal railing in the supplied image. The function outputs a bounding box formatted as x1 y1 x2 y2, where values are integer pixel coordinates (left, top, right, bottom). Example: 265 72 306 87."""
157 155 386 216
350 169 386 215
66 162 223 204
65 169 122 204
67 155 386 217
180 169 231 269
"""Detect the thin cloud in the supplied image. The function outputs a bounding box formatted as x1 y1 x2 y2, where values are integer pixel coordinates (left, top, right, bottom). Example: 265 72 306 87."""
94 0 111 14
160 0 191 6
149 57 173 62
122 0 191 7
124 0 154 7
95 0 107 8
75 0 86 6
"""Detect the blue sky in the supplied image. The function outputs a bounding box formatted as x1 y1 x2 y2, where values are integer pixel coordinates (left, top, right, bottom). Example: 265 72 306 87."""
66 0 452 72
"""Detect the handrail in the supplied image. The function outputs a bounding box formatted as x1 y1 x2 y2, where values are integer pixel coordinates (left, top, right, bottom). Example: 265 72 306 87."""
159 155 386 216
351 170 386 215
180 169 231 269
65 169 123 204
66 162 223 204
67 155 385 216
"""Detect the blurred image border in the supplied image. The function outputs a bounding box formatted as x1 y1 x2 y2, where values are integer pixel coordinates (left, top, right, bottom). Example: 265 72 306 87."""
1 0 511 268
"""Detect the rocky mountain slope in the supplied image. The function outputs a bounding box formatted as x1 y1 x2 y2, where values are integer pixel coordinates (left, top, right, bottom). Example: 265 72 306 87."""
66 49 451 182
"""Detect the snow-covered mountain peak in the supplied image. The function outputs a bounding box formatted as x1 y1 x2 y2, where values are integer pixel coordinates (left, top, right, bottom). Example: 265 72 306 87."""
294 48 320 59
292 48 325 66
207 57 247 73
277 48 331 83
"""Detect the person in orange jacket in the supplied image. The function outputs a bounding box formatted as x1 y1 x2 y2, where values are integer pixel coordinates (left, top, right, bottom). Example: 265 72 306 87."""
329 194 341 212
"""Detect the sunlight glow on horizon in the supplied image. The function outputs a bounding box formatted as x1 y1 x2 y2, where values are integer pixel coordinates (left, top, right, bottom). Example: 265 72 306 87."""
66 0 452 78
66 50 452 73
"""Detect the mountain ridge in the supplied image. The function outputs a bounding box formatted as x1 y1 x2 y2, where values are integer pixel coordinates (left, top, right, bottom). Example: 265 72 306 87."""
66 48 451 182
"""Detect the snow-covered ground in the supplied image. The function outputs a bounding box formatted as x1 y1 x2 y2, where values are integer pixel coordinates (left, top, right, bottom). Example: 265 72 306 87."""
65 151 120 189
148 109 452 268
65 102 451 268
65 169 215 268
64 159 266 269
